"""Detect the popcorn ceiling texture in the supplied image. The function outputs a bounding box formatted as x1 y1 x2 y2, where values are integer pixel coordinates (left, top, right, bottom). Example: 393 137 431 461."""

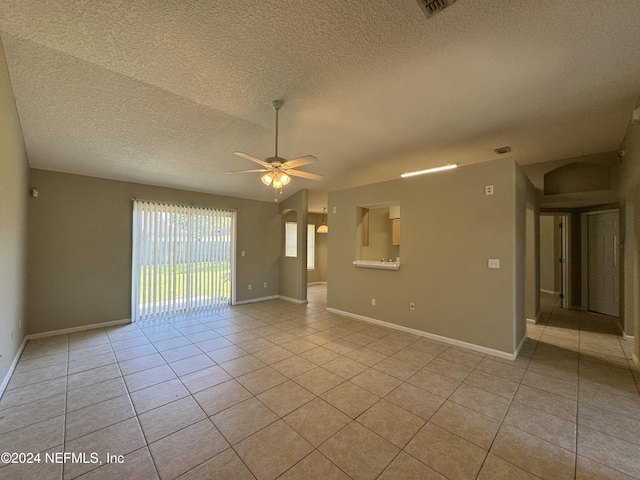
0 0 639 206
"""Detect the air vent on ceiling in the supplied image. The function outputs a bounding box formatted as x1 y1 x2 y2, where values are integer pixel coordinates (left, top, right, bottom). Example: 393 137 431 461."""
415 0 457 19
494 146 512 155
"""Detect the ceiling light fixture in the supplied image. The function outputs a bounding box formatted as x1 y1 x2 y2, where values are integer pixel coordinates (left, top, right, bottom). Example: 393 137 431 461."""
317 208 328 234
400 164 458 178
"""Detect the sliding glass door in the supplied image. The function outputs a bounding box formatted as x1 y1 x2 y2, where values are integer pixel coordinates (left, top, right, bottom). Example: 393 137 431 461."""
131 200 235 321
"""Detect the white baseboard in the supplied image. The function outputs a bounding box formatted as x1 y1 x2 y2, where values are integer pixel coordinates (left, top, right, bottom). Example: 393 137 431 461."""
526 311 541 325
614 321 635 341
326 308 515 360
633 354 640 372
540 289 560 295
234 295 279 305
514 333 528 359
0 336 29 400
307 282 327 286
26 318 131 340
279 295 308 305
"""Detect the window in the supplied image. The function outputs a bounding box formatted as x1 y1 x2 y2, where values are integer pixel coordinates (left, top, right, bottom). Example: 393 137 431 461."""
285 221 297 257
131 200 234 321
307 224 315 270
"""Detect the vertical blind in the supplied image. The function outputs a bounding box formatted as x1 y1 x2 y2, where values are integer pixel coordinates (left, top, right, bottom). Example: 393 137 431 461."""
131 200 234 322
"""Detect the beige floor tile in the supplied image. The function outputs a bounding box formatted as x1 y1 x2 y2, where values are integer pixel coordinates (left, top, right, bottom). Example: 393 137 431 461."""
130 377 190 414
192 379 253 416
0 393 65 435
0 445 63 480
178 448 254 480
406 422 487 480
67 377 128 412
350 368 402 397
257 380 315 417
65 394 136 441
576 454 637 480
6 362 67 390
430 401 500 449
437 346 485 368
409 339 450 357
577 425 640 478
139 396 206 443
357 399 424 448
113 344 158 363
118 352 166 376
205 345 248 363
271 355 318 378
579 384 640 420
406 368 460 398
477 453 541 480
169 352 215 376
373 356 421 380
196 336 234 352
219 355 267 377
423 357 474 381
280 338 318 354
292 367 345 396
504 401 576 451
491 424 575 480
521 370 578 400
63 418 146 479
149 419 229 480
180 365 232 393
211 397 279 445
319 421 399 480
67 363 122 392
464 370 519 400
578 402 640 446
299 346 341 365
123 364 176 392
236 366 288 395
384 383 445 420
13 352 67 375
77 446 159 480
0 377 66 410
512 384 577 422
476 357 526 382
279 450 349 480
69 352 117 375
160 344 203 363
343 332 377 346
0 415 64 457
448 383 510 421
236 337 277 354
345 347 388 367
378 452 446 480
321 381 379 418
235 420 314 480
252 345 294 364
283 398 351 447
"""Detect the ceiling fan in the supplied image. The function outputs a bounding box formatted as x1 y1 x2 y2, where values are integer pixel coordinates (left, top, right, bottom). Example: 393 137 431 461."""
227 100 324 199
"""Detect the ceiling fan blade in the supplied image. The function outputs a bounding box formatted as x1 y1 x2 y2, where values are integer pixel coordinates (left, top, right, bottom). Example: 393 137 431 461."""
225 169 270 174
234 151 270 167
282 155 317 169
287 170 325 181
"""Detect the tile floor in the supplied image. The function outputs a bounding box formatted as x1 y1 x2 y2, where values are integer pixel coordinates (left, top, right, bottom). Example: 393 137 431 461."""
1 288 639 479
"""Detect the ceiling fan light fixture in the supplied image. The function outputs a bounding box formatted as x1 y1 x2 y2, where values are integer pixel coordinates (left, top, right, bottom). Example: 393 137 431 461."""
261 173 274 185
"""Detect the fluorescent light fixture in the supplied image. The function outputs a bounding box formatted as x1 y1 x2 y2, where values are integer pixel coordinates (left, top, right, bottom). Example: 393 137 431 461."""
400 164 458 178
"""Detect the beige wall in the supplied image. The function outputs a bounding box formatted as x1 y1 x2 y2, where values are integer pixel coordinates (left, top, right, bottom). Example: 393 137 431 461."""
0 37 28 384
307 212 327 284
278 189 308 302
328 158 528 355
619 101 640 347
27 169 282 334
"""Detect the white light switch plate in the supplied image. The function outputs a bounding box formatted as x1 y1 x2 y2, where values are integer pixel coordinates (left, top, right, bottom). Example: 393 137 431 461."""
488 259 500 268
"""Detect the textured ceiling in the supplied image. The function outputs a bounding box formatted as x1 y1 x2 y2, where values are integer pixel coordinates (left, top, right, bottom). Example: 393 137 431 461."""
1 0 639 210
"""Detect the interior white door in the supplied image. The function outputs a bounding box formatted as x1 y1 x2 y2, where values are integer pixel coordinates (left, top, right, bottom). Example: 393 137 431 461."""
588 212 619 317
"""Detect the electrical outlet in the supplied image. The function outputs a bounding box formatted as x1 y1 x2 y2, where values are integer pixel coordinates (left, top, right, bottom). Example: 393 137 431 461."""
332 207 337 214
264 282 267 288
241 251 246 257
371 299 376 306
409 302 416 311
248 284 252 290
485 185 494 196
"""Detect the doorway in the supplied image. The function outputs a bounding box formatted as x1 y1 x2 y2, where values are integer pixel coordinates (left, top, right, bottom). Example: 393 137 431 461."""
540 213 570 309
585 210 620 317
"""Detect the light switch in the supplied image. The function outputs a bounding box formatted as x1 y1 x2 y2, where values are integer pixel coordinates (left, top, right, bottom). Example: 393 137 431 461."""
488 259 500 269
